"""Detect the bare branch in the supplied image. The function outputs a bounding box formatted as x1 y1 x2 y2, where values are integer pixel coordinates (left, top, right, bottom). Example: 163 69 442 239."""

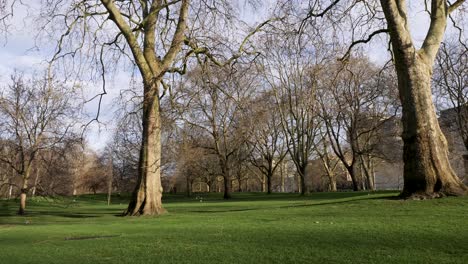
340 28 389 61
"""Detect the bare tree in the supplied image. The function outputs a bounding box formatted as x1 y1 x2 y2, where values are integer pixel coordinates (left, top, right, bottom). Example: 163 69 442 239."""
434 41 468 144
180 64 254 199
246 91 287 194
39 0 274 215
313 131 340 191
317 57 396 191
260 28 322 195
302 0 467 198
0 73 75 214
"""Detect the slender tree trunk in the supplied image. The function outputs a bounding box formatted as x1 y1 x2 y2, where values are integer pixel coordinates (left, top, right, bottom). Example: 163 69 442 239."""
223 175 231 199
107 157 113 206
364 157 375 191
463 155 468 183
125 84 165 215
280 163 285 192
8 184 13 200
323 161 337 192
298 166 307 195
261 174 266 192
346 165 360 191
186 176 192 197
31 166 40 197
326 166 337 192
301 174 307 195
8 167 14 199
267 174 272 194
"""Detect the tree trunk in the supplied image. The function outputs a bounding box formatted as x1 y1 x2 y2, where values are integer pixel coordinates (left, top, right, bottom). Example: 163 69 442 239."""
18 176 29 215
125 85 165 216
463 155 468 183
280 163 285 192
31 166 40 197
323 161 337 192
346 165 360 191
298 166 307 195
329 178 337 192
18 189 27 215
223 175 231 199
107 158 113 206
326 166 337 192
8 184 13 200
397 59 467 198
381 0 467 198
267 174 272 194
186 176 192 197
261 174 266 192
363 157 375 191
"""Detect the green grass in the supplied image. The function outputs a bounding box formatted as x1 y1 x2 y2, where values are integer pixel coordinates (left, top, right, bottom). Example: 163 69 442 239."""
1 191 467 264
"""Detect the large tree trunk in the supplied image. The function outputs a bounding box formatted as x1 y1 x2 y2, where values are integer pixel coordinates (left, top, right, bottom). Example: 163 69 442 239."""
397 59 467 198
18 175 29 215
18 189 27 215
463 155 468 183
381 0 467 199
125 86 165 216
223 176 231 199
329 178 337 192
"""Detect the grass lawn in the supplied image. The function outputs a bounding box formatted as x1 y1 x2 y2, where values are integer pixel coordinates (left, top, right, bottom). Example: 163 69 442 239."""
0 191 467 264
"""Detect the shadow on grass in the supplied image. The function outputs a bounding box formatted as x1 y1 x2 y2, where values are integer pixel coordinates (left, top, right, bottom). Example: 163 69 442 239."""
178 191 399 203
187 194 400 214
0 191 401 221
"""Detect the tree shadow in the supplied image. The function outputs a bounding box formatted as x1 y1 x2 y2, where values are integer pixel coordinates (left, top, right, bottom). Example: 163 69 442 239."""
186 194 400 214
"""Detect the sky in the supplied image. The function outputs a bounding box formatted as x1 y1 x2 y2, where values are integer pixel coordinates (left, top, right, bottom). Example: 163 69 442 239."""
0 1 465 151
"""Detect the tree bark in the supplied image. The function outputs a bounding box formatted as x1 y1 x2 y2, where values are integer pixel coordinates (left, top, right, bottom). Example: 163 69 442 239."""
18 174 30 215
267 174 272 194
31 165 40 197
298 166 307 195
124 84 165 215
8 184 13 200
280 163 285 192
261 175 266 192
18 189 27 215
329 179 337 192
107 157 113 206
346 165 360 191
397 59 467 197
223 175 231 199
186 176 192 197
381 0 467 198
101 0 189 215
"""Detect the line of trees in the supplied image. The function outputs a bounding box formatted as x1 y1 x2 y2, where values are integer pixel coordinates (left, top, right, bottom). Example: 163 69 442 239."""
0 1 466 216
